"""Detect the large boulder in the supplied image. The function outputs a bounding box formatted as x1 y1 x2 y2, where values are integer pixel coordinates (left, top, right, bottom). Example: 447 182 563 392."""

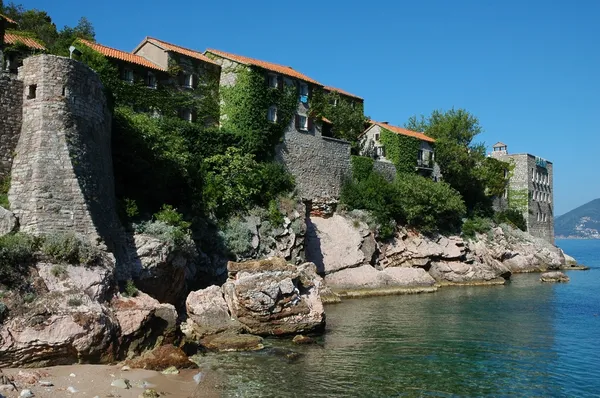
36 262 114 302
112 292 177 358
183 259 325 340
0 295 116 367
130 233 198 305
325 264 436 291
0 206 17 236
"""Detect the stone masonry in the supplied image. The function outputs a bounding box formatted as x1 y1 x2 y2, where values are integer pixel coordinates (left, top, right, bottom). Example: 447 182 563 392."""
491 144 554 243
0 73 22 178
8 55 123 250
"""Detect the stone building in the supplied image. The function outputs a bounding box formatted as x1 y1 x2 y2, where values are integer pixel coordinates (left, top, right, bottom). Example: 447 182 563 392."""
77 39 168 89
0 13 16 68
133 37 221 123
2 30 46 73
490 142 554 243
204 48 352 201
359 121 442 180
7 54 123 252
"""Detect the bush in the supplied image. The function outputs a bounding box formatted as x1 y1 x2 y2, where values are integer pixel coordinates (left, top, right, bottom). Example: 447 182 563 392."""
219 216 253 258
123 280 138 297
67 297 83 307
0 177 10 209
494 209 527 231
0 233 38 289
462 216 493 239
351 156 374 182
40 233 102 265
50 264 68 279
154 204 191 230
22 292 36 303
135 219 195 253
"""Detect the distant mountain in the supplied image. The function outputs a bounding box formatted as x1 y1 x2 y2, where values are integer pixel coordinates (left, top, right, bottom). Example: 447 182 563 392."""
555 199 600 239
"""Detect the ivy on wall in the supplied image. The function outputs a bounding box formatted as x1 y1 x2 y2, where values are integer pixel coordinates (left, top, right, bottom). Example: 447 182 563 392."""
76 42 219 124
379 128 421 174
508 188 529 215
310 90 367 146
219 66 298 160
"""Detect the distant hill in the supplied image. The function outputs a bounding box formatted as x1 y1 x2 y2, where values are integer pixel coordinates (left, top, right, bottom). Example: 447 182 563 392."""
555 199 600 239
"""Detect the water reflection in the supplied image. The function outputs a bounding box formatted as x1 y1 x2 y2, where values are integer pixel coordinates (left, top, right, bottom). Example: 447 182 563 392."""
195 272 600 397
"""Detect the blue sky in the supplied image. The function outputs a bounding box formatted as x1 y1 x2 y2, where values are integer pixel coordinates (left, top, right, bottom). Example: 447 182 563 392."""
19 0 600 215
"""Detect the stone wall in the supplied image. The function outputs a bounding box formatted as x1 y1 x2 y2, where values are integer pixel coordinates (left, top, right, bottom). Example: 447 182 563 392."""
373 160 396 181
8 55 123 250
0 73 23 178
276 131 351 201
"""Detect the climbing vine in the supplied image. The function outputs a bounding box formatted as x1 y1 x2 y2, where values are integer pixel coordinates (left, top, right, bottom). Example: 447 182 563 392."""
219 66 298 160
310 89 367 145
508 188 529 214
379 128 421 174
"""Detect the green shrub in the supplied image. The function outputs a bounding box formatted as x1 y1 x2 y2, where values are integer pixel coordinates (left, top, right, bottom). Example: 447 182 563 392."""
40 233 102 265
351 156 374 182
494 209 527 231
0 233 38 289
268 199 284 227
124 198 139 219
462 216 493 239
135 220 195 253
0 177 10 209
123 280 138 297
219 217 253 258
50 264 68 279
23 292 36 303
67 297 83 307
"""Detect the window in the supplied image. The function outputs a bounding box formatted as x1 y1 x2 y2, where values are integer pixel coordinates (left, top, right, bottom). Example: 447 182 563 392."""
268 106 277 123
182 72 193 88
123 68 134 83
299 83 308 96
27 84 36 99
376 146 385 157
298 115 308 131
374 133 380 141
147 72 157 88
268 74 279 88
284 77 293 86
181 109 193 122
330 97 338 107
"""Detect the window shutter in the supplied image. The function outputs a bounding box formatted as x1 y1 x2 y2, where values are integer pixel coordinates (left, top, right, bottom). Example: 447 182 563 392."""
308 117 313 131
295 114 300 129
278 75 283 91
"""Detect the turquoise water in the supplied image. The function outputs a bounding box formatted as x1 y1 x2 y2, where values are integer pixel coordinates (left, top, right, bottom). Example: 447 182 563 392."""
198 240 600 397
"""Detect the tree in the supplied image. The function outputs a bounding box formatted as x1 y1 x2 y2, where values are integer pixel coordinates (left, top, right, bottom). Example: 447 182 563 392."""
406 109 510 215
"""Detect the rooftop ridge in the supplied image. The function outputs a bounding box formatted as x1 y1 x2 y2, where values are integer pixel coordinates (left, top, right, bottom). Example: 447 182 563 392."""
78 39 166 71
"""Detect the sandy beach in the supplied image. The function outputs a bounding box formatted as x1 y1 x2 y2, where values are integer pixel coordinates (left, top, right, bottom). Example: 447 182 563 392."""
1 364 223 398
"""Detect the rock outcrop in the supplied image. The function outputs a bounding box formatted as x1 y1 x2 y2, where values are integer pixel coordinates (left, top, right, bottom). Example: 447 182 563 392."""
0 206 17 236
540 271 570 283
181 258 325 349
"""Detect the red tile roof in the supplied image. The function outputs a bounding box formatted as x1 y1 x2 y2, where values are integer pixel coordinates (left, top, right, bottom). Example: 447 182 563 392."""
369 121 435 143
324 85 363 101
3 32 46 50
205 48 321 85
0 13 17 25
141 37 219 66
78 39 166 71
322 116 333 124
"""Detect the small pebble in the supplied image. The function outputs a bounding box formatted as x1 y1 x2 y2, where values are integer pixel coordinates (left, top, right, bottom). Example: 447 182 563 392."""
20 390 34 398
38 381 53 387
111 378 131 389
161 366 179 375
69 373 76 378
193 372 204 384
67 386 77 393
121 365 131 371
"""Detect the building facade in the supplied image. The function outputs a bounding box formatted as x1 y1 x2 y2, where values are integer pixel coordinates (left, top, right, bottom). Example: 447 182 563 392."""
490 142 554 243
359 121 441 180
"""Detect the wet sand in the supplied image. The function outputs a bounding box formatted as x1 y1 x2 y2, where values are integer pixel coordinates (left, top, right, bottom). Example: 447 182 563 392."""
2 364 222 398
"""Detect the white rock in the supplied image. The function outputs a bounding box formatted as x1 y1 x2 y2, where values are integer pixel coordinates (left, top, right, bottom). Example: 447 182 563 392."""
67 386 77 393
20 390 34 398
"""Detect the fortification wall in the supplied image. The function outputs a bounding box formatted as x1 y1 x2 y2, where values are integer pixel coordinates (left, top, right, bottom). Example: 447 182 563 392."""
276 131 351 200
0 73 23 178
8 55 122 250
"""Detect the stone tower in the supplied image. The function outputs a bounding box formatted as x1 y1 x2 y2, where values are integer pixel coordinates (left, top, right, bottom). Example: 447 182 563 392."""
8 54 122 250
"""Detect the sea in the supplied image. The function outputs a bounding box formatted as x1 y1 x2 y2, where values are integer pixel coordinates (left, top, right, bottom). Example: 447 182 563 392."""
195 239 600 397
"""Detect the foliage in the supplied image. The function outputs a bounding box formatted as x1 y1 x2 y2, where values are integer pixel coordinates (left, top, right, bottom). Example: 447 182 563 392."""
406 109 512 214
310 89 367 144
0 233 37 289
0 177 10 209
40 233 102 265
219 216 254 258
494 209 527 231
268 199 284 227
351 156 374 182
123 280 138 298
135 220 195 253
22 292 35 303
67 297 82 307
379 128 422 173
394 173 466 234
461 217 493 240
50 264 68 279
123 198 139 220
508 188 529 214
219 66 299 160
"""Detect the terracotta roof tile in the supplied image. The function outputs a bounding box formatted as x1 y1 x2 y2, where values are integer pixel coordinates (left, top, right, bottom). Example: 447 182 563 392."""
3 32 46 50
205 48 321 85
369 121 435 143
322 116 333 124
324 85 363 101
0 13 17 25
78 39 166 71
144 37 219 66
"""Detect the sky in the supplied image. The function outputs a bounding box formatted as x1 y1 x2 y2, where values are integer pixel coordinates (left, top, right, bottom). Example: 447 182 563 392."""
18 0 600 216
